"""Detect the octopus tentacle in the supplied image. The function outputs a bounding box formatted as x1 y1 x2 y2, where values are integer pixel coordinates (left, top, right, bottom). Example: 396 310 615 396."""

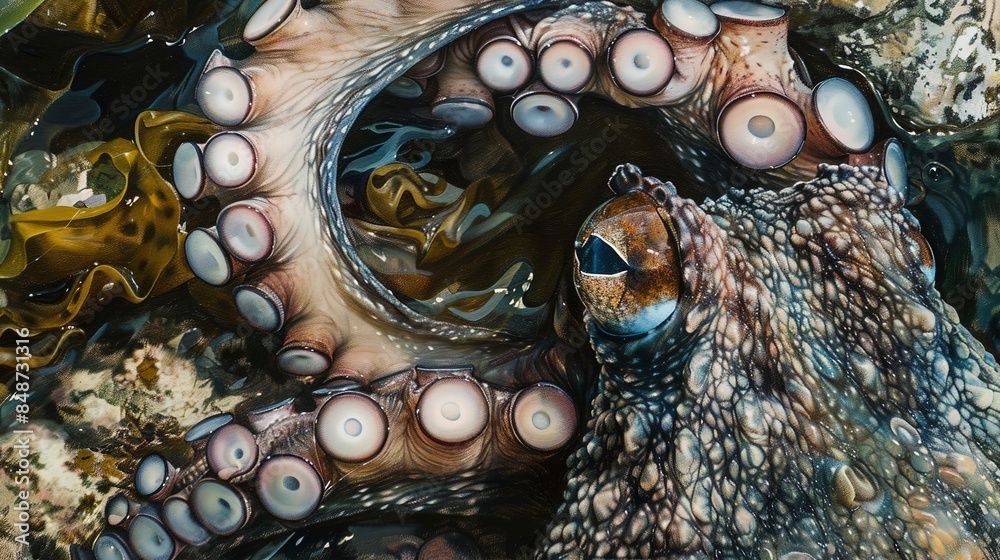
433 34 499 129
80 367 579 557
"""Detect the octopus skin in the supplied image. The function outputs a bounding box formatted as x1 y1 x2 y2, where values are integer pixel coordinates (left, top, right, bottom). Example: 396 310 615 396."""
549 162 1000 558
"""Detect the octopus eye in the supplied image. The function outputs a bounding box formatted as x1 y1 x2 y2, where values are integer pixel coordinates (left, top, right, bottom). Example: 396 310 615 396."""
574 190 682 336
608 29 674 97
127 515 175 560
921 162 954 188
577 235 630 276
475 38 532 92
717 91 805 169
254 455 323 521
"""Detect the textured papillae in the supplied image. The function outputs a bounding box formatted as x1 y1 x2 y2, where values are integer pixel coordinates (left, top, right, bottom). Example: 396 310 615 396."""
552 163 1000 558
0 0 996 558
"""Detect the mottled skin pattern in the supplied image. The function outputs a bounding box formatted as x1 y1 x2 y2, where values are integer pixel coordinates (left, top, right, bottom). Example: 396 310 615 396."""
544 164 1000 558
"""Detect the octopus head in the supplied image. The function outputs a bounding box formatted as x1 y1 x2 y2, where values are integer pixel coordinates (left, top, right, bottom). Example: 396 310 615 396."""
559 162 1000 558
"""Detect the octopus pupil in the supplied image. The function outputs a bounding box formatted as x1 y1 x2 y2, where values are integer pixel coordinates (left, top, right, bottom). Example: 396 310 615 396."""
922 162 956 187
501 55 514 66
228 152 239 166
283 476 300 491
633 54 650 69
218 498 231 512
234 449 244 459
560 58 572 69
578 235 630 276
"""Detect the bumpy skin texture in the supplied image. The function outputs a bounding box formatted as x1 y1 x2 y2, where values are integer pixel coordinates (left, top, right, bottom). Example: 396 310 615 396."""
545 164 1000 558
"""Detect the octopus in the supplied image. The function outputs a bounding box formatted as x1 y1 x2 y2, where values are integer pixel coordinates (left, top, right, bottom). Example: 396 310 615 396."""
550 163 1000 558
0 0 997 558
